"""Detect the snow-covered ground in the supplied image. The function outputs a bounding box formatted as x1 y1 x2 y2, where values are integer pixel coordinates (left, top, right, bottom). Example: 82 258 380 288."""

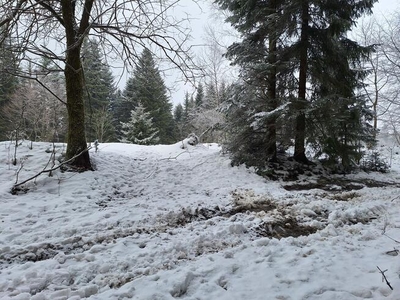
1 139 400 300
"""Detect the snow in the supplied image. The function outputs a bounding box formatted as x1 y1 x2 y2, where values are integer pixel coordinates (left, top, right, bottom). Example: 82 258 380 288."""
1 139 400 299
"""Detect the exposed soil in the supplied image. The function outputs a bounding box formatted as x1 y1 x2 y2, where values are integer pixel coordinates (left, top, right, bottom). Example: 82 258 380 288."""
283 177 400 192
253 217 318 239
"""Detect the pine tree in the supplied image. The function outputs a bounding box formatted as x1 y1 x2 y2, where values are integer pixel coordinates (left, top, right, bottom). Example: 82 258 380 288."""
120 102 159 145
81 38 116 142
118 48 175 144
173 103 185 139
195 83 205 108
205 82 219 109
216 0 377 169
174 103 184 124
223 82 272 168
183 92 194 123
0 41 19 140
215 0 289 161
287 0 377 163
308 95 375 170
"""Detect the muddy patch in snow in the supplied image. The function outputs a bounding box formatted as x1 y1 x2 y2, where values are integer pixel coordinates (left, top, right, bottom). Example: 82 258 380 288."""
283 177 400 192
0 227 156 267
253 217 318 239
161 190 278 228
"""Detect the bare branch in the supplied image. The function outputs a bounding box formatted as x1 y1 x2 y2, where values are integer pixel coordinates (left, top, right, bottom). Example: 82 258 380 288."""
12 146 92 192
0 0 27 29
377 266 393 290
34 0 65 27
79 0 95 35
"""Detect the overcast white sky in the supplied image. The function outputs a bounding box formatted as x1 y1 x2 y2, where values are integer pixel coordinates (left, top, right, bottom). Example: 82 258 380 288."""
374 0 399 15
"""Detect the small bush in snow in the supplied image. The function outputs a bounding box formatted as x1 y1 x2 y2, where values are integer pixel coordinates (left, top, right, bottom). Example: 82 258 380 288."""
361 151 390 173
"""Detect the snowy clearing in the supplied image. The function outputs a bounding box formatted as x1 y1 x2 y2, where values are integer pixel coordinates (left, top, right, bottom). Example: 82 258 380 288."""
1 140 400 299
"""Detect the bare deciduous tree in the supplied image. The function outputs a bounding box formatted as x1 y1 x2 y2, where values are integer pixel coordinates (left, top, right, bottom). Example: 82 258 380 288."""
92 106 114 143
0 0 197 170
380 12 400 135
356 13 400 136
356 17 390 132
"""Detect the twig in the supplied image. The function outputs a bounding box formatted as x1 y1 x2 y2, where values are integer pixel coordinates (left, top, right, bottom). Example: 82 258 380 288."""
191 161 208 171
132 158 147 161
12 147 92 190
145 166 159 179
42 143 57 177
377 266 393 290
383 233 400 244
14 158 25 184
191 157 213 171
159 151 189 161
390 195 400 202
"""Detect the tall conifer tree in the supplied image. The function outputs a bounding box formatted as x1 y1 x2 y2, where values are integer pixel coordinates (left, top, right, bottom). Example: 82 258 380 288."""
216 0 377 168
195 83 205 108
0 41 19 140
81 38 116 142
117 48 175 144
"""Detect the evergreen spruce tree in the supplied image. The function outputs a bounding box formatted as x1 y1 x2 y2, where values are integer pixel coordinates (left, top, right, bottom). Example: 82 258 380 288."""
215 0 289 162
174 104 184 124
81 38 116 142
223 82 272 168
114 76 138 138
0 41 19 140
181 92 196 137
173 103 185 139
204 82 219 109
112 89 126 139
183 92 194 123
195 83 205 108
117 48 175 144
120 102 159 145
290 0 377 163
215 0 377 169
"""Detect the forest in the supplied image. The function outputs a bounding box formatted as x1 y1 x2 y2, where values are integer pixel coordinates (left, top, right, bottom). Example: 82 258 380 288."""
2 1 400 299
0 0 399 174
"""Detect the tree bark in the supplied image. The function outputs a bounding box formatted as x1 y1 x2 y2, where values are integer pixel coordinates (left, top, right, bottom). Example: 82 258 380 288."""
294 1 309 163
62 0 92 170
64 47 91 169
266 4 278 161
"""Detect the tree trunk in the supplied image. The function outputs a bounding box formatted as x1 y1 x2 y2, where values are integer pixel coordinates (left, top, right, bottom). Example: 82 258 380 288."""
294 1 309 163
373 69 378 132
61 0 92 170
64 46 92 170
266 6 278 161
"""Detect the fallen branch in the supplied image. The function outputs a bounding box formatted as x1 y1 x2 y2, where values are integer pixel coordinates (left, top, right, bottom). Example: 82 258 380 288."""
159 151 189 161
132 158 147 161
12 147 92 192
391 195 400 202
145 166 159 179
377 266 393 290
191 160 209 171
383 233 400 244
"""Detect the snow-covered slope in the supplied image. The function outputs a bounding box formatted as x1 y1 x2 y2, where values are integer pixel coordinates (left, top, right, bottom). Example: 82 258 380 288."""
1 140 400 300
